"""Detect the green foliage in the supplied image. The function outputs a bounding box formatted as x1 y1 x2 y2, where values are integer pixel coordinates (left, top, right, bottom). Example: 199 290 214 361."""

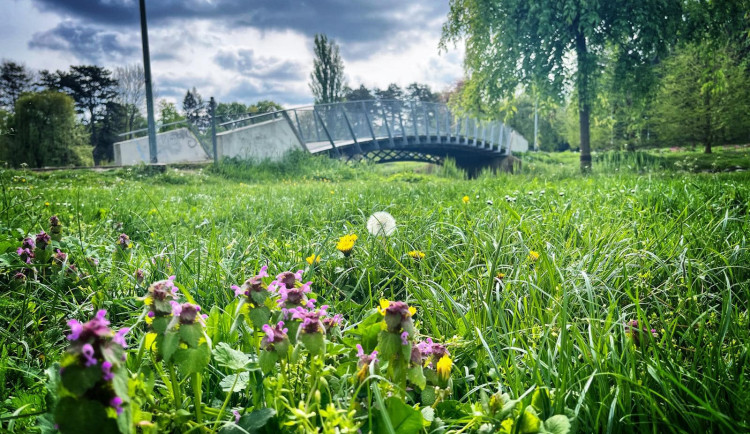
310 34 346 104
1 156 750 432
11 91 92 167
157 99 184 132
441 0 682 167
653 41 750 152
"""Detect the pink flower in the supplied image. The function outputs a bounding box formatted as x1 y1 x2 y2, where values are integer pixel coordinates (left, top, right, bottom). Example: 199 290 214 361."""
113 328 129 348
101 361 114 381
110 396 123 415
400 331 409 346
81 343 97 367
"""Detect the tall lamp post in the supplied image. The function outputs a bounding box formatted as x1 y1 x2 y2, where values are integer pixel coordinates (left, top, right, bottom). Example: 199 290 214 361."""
139 0 158 163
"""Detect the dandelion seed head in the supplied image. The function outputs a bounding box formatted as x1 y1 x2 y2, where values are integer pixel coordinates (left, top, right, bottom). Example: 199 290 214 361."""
367 212 396 237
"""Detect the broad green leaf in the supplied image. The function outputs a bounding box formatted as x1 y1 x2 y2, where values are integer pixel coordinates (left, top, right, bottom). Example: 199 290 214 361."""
174 343 211 376
407 366 426 390
219 372 250 393
54 397 119 434
213 342 251 371
382 397 422 434
179 323 203 348
542 415 571 434
61 365 101 397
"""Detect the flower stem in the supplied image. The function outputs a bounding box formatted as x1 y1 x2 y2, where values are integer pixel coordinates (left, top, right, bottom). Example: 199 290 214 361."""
192 372 203 424
168 363 183 408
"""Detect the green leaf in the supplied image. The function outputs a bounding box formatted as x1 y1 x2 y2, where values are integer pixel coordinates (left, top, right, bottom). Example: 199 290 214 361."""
380 397 423 434
237 408 276 431
219 372 249 393
54 397 119 434
378 331 402 361
541 415 571 434
61 365 101 397
421 387 436 406
518 408 542 434
213 342 251 371
151 316 170 334
259 350 278 374
299 332 325 356
407 366 426 390
247 306 271 330
160 331 180 362
173 343 211 376
421 406 435 424
179 323 203 348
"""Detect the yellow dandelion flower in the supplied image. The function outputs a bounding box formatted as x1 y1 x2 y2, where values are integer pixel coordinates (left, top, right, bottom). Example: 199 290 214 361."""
436 355 453 381
528 250 540 261
496 272 506 280
408 306 417 316
44 202 50 207
377 299 390 315
462 195 469 204
336 234 357 256
408 250 425 260
306 254 321 265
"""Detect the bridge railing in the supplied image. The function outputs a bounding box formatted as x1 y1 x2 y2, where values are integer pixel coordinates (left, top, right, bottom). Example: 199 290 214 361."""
277 99 523 154
118 99 527 163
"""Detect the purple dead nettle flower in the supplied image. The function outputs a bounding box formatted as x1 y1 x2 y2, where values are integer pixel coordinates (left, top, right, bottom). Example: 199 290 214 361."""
118 233 131 250
355 344 379 381
290 305 328 335
383 301 415 333
82 343 97 367
232 266 270 300
35 231 51 250
110 397 124 415
134 269 146 284
17 237 35 264
274 270 304 289
232 410 241 423
261 321 290 355
400 331 410 346
278 281 315 315
13 272 27 281
101 361 114 381
415 338 450 368
145 276 179 318
322 314 343 332
170 301 207 325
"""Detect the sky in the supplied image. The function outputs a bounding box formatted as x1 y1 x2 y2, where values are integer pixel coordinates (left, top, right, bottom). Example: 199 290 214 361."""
1 0 465 107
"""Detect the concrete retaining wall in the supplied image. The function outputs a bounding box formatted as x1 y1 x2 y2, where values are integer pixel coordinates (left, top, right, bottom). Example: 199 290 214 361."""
508 131 529 153
114 128 210 165
217 118 304 160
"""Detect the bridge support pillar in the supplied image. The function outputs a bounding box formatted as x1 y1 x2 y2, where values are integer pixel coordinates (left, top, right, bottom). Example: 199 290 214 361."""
453 155 522 178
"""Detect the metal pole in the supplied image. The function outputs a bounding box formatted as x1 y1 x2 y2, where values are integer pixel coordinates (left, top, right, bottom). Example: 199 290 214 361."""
534 98 539 151
139 0 157 163
210 97 217 164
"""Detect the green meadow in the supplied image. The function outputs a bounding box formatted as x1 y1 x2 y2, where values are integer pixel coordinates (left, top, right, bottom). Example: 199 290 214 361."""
1 150 748 433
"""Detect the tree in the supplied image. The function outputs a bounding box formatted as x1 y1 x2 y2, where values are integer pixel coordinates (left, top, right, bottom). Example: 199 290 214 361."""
374 83 403 101
41 65 119 148
251 100 283 114
158 99 184 132
11 91 92 167
441 0 682 170
113 64 146 137
653 42 750 152
0 61 34 112
216 101 248 122
344 85 374 101
310 34 346 104
406 83 439 103
93 101 129 163
182 87 208 130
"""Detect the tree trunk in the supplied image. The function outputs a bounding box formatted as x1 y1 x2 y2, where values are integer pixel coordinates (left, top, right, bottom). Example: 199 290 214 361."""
703 90 712 154
576 31 592 171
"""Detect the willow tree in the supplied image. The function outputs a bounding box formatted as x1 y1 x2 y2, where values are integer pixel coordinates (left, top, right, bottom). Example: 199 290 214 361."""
441 0 681 170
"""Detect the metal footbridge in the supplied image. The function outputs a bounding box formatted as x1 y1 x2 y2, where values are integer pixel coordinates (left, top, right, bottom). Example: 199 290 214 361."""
220 99 527 171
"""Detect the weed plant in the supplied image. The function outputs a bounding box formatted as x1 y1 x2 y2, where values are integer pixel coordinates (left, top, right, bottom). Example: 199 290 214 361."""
0 151 748 433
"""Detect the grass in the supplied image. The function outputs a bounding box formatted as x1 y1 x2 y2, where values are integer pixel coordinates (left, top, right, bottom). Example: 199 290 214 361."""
1 150 749 433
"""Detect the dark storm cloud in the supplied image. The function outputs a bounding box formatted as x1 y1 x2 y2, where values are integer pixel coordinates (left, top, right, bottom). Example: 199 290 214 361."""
30 0 447 46
214 49 306 81
28 21 138 62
